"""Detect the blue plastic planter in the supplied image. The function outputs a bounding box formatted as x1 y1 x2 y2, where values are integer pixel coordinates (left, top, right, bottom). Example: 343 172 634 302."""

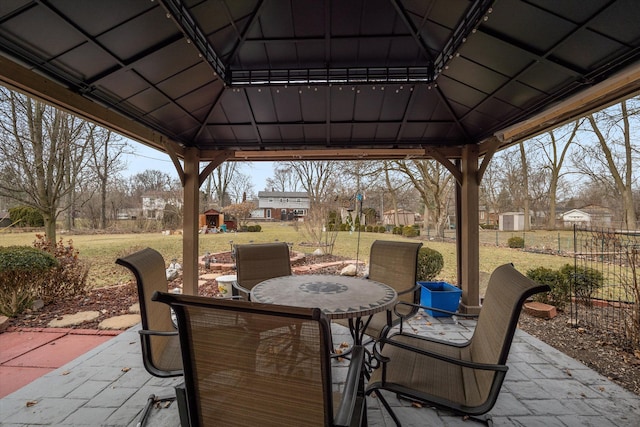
418 281 462 317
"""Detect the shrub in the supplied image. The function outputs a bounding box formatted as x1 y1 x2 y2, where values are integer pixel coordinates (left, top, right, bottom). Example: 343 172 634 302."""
254 224 262 232
33 235 90 304
507 236 525 248
416 247 444 282
378 226 386 233
392 226 402 235
402 226 418 237
247 225 256 232
526 266 569 309
559 264 603 307
0 246 58 316
8 206 44 227
366 225 373 232
339 223 348 231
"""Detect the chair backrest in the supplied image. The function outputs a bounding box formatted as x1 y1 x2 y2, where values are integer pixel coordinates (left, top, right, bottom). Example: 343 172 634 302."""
235 242 292 293
368 240 423 306
115 248 182 377
153 293 336 427
467 263 550 405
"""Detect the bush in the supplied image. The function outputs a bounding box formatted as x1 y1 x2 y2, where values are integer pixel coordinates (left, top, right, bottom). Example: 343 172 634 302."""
392 226 403 235
559 264 603 307
33 235 90 305
416 247 444 282
339 223 348 231
0 246 58 316
366 225 373 232
526 266 569 310
507 236 525 248
8 206 44 227
378 226 386 233
402 226 418 237
254 224 262 232
526 264 604 310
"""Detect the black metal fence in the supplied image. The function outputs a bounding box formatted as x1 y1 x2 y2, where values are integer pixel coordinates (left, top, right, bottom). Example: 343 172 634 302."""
572 227 639 352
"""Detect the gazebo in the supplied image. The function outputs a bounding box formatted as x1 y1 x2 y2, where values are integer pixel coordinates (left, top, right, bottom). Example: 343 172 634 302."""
1 0 638 312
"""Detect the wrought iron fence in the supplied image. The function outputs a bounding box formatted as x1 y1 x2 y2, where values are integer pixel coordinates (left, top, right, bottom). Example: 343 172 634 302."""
572 227 639 352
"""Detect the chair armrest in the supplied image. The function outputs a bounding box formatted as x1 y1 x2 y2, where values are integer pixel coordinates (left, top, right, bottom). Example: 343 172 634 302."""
334 345 365 427
394 301 479 318
232 281 251 297
396 282 421 297
380 334 507 372
139 329 179 337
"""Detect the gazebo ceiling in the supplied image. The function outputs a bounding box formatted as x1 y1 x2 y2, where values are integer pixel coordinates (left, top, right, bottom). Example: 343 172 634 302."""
1 0 639 162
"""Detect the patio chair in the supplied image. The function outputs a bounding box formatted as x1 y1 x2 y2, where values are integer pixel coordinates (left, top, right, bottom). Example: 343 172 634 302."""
116 248 183 377
152 292 366 427
366 263 550 426
233 242 292 300
115 248 183 425
335 240 423 341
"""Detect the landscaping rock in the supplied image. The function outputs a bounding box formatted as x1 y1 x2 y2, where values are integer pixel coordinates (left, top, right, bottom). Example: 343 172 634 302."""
0 315 9 333
48 311 101 328
128 303 140 314
99 314 141 330
340 264 357 276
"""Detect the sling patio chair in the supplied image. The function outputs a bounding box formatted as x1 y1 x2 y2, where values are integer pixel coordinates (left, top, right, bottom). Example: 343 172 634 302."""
366 263 550 426
334 240 423 343
115 248 183 426
233 242 292 300
152 292 367 427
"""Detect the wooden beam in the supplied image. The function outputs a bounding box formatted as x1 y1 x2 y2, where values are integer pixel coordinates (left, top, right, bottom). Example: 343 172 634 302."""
199 151 233 186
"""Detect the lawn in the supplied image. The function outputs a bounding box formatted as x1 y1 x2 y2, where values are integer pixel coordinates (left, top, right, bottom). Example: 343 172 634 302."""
1 223 575 293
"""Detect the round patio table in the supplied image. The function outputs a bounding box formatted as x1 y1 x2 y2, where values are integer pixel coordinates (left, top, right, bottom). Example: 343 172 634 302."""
251 274 397 345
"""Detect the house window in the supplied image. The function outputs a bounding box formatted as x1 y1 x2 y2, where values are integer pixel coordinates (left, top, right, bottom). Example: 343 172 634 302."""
266 209 271 218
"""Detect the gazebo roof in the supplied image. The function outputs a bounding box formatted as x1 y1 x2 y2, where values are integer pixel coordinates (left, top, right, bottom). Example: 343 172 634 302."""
1 0 639 162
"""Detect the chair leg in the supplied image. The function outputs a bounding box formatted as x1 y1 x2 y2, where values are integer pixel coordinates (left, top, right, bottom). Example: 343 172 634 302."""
369 390 402 427
137 394 176 427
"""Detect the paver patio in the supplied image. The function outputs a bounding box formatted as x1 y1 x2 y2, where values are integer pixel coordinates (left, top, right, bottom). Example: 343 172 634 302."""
1 313 638 426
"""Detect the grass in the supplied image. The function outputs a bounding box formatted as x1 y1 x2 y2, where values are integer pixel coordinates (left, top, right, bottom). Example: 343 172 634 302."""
2 223 575 293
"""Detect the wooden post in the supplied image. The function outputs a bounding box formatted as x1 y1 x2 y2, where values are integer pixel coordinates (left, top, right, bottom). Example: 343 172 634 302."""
182 148 200 296
459 145 481 314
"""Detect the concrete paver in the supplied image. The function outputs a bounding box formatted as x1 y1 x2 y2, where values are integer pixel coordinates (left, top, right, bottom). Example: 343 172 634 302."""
0 314 638 426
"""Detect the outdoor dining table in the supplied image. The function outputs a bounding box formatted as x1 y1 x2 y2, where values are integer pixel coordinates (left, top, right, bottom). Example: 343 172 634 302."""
250 274 397 345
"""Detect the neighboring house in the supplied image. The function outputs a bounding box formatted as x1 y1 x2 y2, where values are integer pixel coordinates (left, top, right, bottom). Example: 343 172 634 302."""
382 209 418 226
256 191 310 221
499 212 531 231
141 192 183 220
479 206 499 227
561 205 613 228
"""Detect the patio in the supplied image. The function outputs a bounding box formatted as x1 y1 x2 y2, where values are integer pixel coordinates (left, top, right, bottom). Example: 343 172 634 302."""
1 313 638 426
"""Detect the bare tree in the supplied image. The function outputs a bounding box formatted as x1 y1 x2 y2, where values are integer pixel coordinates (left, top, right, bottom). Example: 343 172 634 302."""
393 159 454 236
210 162 238 207
519 142 531 231
228 172 254 204
87 126 127 229
578 98 639 229
284 161 337 203
265 164 300 192
0 89 90 242
533 120 582 229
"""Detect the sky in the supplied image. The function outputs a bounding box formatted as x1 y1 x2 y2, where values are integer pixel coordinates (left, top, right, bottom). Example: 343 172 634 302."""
122 141 274 193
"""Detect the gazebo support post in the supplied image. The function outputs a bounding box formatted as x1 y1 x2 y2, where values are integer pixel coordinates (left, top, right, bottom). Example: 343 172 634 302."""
459 145 482 314
182 148 200 296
